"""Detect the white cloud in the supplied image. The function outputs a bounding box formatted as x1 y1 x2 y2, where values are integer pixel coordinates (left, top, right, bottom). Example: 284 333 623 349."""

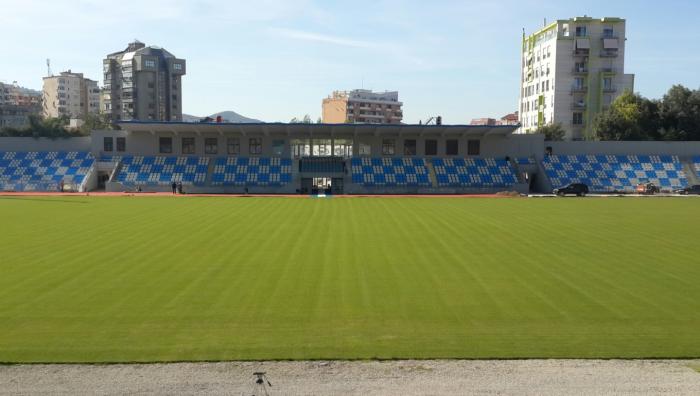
268 27 380 49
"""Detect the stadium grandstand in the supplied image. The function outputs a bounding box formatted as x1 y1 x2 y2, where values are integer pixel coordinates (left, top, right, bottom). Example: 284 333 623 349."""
1 121 700 194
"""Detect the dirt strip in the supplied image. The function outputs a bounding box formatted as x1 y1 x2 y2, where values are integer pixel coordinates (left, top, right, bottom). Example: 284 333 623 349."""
1 360 699 395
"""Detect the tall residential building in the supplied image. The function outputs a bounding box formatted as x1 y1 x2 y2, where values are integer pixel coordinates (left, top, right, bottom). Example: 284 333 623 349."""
102 41 186 122
42 71 100 119
519 17 635 140
0 82 42 129
322 89 403 124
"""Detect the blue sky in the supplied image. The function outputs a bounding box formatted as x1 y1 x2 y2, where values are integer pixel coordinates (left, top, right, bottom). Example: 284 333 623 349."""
1 0 699 123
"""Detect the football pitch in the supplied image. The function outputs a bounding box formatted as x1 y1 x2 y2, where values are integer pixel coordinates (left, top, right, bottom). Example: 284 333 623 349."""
0 196 699 363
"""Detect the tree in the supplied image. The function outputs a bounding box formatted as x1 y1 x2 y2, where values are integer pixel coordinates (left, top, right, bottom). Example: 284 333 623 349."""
0 115 78 138
535 123 565 141
289 114 313 124
79 113 113 135
593 91 660 141
657 85 700 141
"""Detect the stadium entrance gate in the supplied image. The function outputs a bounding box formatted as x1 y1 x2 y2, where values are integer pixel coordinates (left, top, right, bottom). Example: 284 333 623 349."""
301 177 343 195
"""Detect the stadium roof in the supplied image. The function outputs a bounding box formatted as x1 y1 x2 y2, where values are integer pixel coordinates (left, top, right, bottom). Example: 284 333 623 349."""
116 121 519 138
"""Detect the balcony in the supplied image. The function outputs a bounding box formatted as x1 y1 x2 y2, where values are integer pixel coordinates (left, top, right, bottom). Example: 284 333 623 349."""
571 102 587 110
572 67 589 74
571 86 588 93
600 50 619 58
603 85 617 93
573 49 590 56
600 67 617 74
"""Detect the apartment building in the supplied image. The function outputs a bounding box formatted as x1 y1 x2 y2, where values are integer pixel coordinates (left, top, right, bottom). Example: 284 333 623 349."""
0 82 42 128
471 112 519 126
102 40 186 122
519 17 635 140
42 71 100 119
322 89 403 124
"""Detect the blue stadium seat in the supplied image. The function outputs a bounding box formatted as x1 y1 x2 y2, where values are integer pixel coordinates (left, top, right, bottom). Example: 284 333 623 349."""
0 151 94 191
432 157 517 188
117 156 209 186
693 156 700 179
350 157 431 187
211 157 292 186
542 155 687 192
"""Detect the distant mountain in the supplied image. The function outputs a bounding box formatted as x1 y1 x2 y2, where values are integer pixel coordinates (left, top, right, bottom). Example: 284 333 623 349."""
182 111 262 123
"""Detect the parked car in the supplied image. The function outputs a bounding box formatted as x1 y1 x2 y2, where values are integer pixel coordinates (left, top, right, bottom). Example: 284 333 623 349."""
675 185 700 195
635 182 660 195
553 183 589 197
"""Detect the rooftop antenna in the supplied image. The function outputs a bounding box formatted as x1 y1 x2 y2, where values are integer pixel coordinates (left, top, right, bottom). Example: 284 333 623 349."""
46 59 53 77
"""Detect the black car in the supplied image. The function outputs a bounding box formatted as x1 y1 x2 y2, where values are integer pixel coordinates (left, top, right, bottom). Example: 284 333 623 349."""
553 183 589 197
675 185 700 195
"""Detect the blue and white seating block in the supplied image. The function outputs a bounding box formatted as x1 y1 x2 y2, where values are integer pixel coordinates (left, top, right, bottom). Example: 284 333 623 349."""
543 155 687 192
211 157 293 186
0 151 94 191
117 156 209 186
432 158 517 188
350 157 431 187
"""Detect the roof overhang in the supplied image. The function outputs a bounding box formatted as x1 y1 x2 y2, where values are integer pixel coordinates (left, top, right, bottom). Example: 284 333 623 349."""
114 121 518 138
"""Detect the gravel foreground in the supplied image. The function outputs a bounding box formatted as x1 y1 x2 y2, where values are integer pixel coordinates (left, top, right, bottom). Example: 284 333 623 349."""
1 360 699 395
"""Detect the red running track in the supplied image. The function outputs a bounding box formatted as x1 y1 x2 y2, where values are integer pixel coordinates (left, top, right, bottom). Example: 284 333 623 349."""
0 192 510 199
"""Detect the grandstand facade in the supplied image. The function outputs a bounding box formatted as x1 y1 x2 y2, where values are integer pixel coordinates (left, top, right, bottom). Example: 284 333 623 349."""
1 121 700 194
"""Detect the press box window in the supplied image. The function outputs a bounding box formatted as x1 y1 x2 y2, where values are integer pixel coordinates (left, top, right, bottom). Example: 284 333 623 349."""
116 137 126 152
103 137 113 152
272 140 285 156
182 137 195 154
159 138 172 153
227 138 240 155
205 138 218 154
249 137 262 155
467 140 480 156
446 140 459 156
359 143 371 156
425 140 437 156
404 139 416 156
382 139 395 156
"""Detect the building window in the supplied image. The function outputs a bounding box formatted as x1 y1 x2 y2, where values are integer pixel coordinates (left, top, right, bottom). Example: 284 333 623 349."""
403 139 416 156
173 63 183 71
425 139 438 156
603 77 613 90
575 26 587 37
467 140 480 156
603 27 614 38
116 137 126 152
359 143 371 156
249 137 262 155
573 112 584 125
144 59 156 68
446 140 459 156
182 137 195 154
159 138 172 154
227 138 240 155
103 137 113 152
381 139 395 156
205 138 218 154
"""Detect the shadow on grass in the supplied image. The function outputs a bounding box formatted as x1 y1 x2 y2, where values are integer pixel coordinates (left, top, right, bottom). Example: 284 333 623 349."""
0 197 89 204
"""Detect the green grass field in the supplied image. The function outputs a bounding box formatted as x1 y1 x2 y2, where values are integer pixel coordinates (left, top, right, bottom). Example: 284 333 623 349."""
1 196 699 363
